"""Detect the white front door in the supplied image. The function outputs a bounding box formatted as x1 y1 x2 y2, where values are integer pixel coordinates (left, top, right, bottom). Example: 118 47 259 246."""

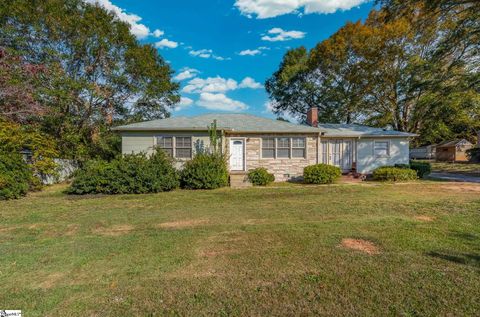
229 139 245 171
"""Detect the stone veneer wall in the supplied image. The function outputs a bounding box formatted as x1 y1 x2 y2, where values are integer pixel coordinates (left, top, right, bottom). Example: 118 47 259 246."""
227 134 319 182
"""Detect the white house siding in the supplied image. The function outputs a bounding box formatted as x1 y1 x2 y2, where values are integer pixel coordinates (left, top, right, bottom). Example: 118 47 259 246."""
356 138 410 174
121 131 216 169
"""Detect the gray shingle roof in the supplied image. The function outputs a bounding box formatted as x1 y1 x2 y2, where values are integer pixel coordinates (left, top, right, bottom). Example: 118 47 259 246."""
318 123 417 137
113 113 416 137
435 139 472 148
113 114 320 133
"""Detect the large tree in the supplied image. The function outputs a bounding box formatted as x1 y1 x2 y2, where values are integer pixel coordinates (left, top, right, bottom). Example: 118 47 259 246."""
266 6 480 146
0 0 179 159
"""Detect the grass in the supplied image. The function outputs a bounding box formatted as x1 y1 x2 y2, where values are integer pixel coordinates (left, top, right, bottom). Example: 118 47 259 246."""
1 182 480 316
431 161 480 177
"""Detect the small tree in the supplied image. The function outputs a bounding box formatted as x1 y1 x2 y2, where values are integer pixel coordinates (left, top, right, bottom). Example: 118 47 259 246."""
208 119 221 153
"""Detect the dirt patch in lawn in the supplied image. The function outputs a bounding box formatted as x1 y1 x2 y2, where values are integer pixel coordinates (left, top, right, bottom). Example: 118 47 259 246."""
64 224 79 236
37 272 65 289
92 224 134 236
440 184 480 193
414 215 435 222
156 220 208 229
341 238 380 255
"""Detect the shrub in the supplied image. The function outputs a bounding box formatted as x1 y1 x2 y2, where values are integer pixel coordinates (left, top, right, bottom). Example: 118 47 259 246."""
395 161 431 178
248 168 275 186
409 161 432 178
0 151 32 200
303 164 341 184
180 152 228 190
66 150 178 195
372 167 418 182
467 148 480 163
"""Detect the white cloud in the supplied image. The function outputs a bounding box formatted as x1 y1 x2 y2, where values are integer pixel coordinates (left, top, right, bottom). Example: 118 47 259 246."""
183 76 238 94
174 96 194 111
189 49 229 61
179 97 194 107
239 77 263 89
85 0 150 39
262 28 306 42
182 76 263 94
174 67 200 81
239 49 261 56
235 0 369 19
152 29 164 38
155 39 178 49
197 93 248 111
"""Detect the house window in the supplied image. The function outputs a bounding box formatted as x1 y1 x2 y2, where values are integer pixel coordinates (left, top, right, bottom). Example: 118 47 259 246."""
292 137 306 158
262 138 275 158
175 137 192 158
374 141 390 157
277 137 290 158
157 136 173 157
262 137 307 159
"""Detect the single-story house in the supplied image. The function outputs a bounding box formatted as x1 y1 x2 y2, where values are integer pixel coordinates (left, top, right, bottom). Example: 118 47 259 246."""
113 108 415 182
435 139 473 162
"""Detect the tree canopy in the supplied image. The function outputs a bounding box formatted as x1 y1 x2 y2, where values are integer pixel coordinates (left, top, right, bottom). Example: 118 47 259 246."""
0 0 179 159
266 2 480 146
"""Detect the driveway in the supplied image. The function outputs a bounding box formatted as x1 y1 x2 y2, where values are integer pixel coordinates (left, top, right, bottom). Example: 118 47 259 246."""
428 172 480 183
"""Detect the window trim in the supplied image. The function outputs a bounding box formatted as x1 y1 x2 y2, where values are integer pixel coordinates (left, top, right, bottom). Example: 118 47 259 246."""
291 137 306 158
261 137 276 159
374 140 390 158
155 135 193 159
175 136 192 159
276 137 291 159
156 136 174 157
260 136 307 160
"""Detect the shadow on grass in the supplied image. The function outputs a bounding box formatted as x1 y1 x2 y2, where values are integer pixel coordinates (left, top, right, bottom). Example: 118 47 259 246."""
427 230 480 267
426 251 480 267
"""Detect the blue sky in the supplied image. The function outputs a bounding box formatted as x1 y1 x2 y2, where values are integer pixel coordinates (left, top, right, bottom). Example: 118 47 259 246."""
87 0 374 119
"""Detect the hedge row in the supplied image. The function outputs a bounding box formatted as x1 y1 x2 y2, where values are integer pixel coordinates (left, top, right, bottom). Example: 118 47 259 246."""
67 150 230 194
395 161 431 178
372 167 418 181
66 150 179 195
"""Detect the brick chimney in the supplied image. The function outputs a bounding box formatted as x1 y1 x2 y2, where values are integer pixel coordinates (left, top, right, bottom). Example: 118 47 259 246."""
306 107 318 127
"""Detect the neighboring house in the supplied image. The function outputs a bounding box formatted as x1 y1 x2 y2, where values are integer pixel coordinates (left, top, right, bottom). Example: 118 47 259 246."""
113 108 415 181
410 145 436 160
435 139 473 162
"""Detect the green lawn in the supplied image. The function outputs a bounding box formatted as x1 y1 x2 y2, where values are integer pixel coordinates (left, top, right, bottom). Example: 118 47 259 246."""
431 161 480 177
1 182 480 316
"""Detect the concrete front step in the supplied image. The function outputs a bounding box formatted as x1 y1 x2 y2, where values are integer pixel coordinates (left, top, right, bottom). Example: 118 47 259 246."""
230 173 252 188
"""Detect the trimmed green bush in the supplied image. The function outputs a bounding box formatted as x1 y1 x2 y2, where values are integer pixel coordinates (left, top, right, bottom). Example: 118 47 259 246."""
372 167 418 182
303 164 341 184
395 161 431 178
248 168 275 186
0 151 32 200
409 161 431 178
66 150 179 195
180 152 228 190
